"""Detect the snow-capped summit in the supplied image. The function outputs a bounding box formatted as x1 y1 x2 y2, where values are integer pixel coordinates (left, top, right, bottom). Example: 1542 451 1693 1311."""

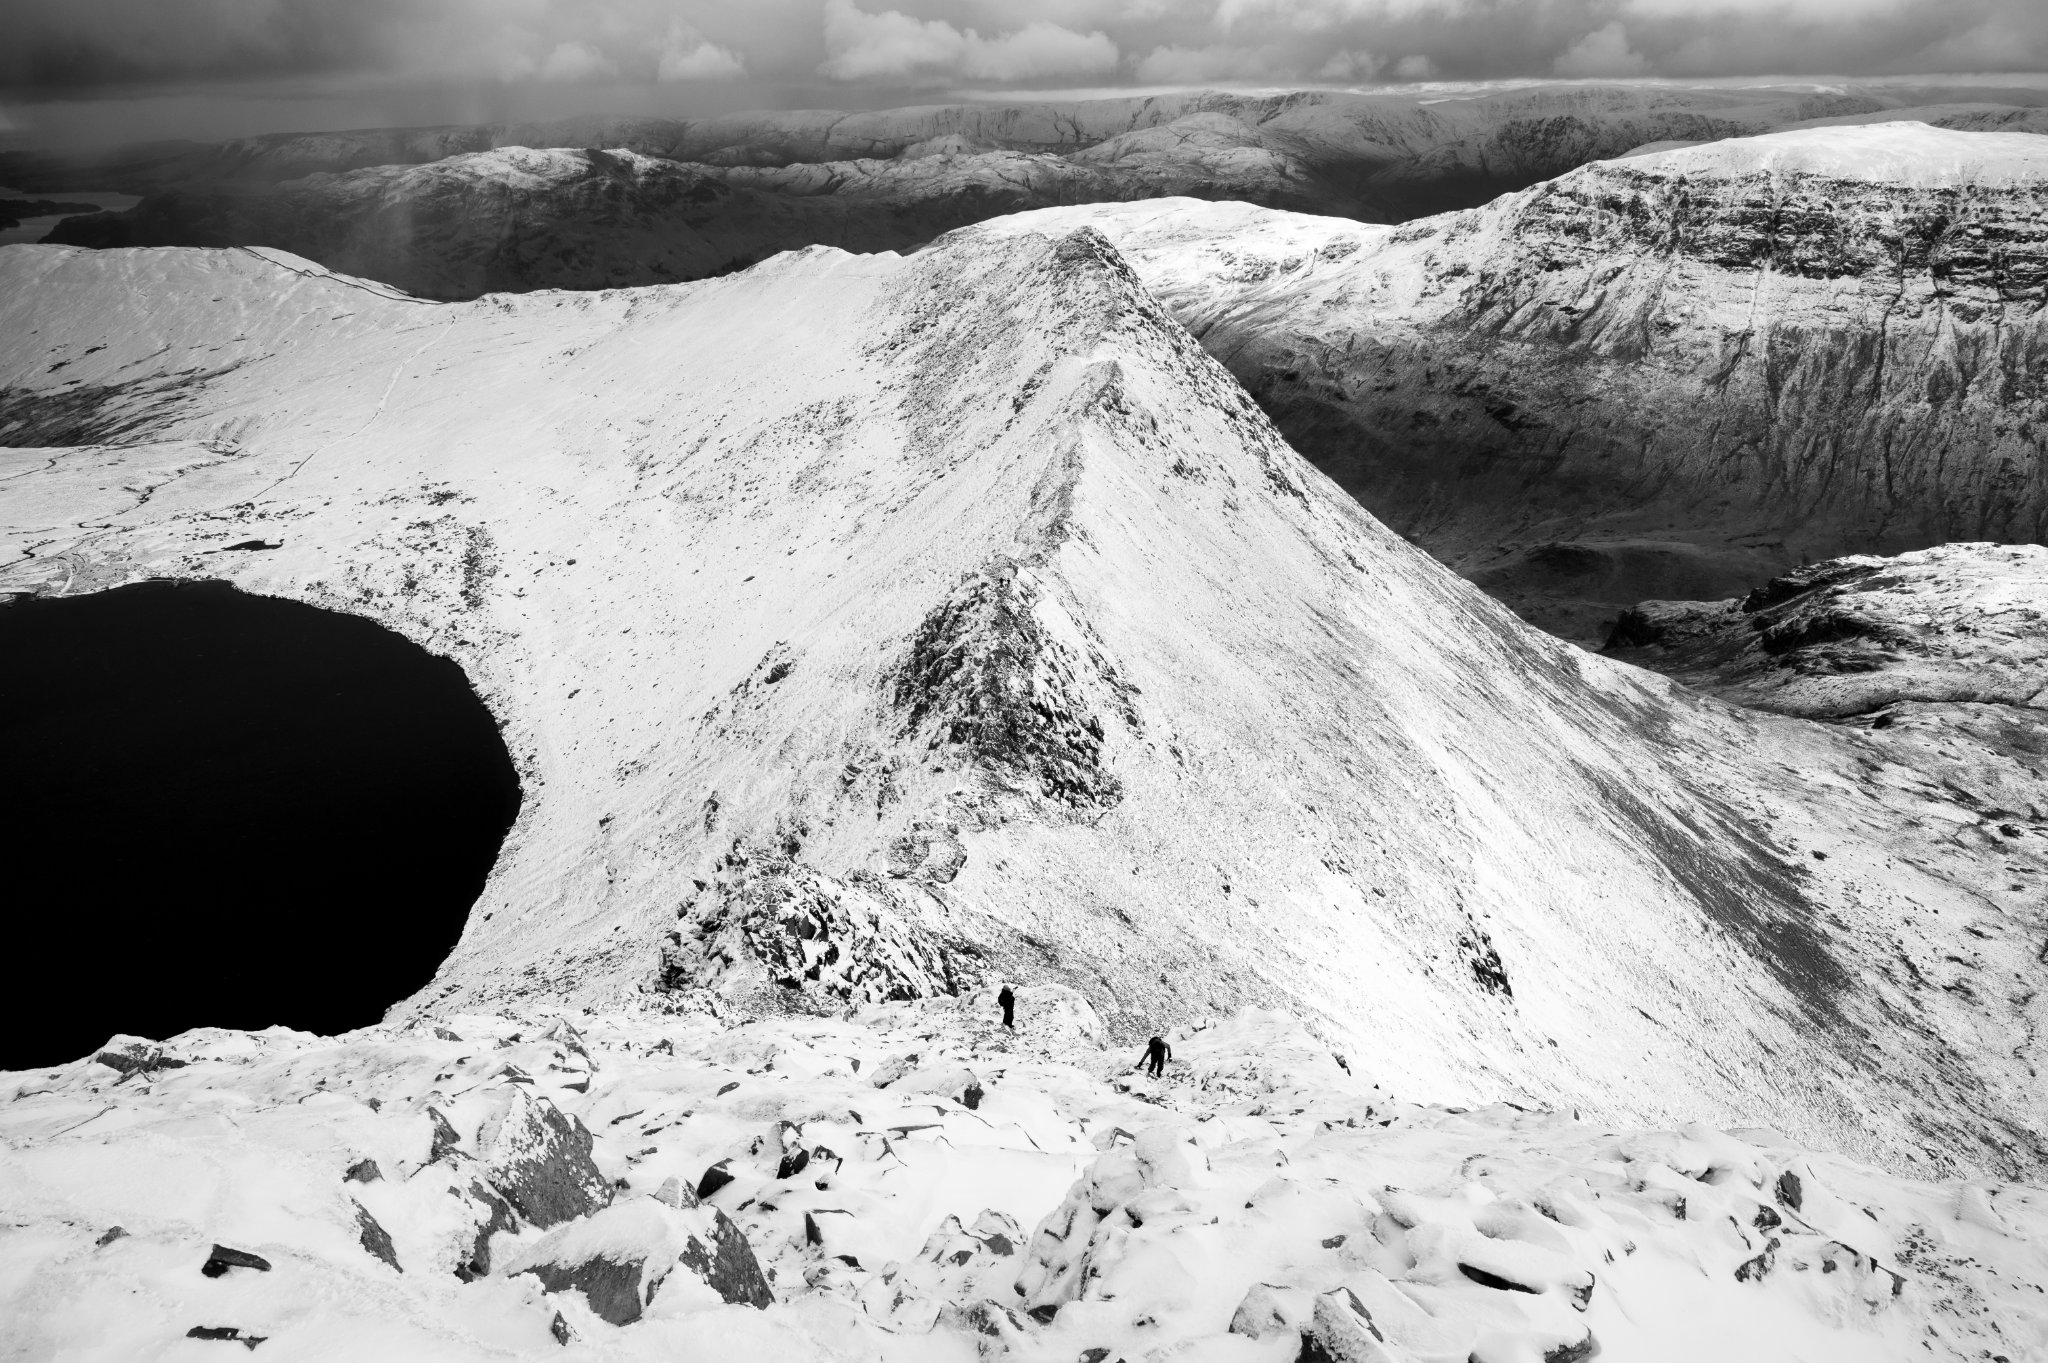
1616 121 2048 188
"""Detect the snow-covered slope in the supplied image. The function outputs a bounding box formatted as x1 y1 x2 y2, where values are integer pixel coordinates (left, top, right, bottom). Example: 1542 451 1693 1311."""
1606 543 2048 720
2 235 2045 1182
5 1000 2044 1362
966 124 2048 642
1605 544 2048 838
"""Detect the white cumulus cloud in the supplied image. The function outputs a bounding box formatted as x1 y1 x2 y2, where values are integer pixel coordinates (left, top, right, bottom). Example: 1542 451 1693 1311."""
818 0 1117 83
1318 49 1384 81
963 21 1119 80
536 40 618 83
658 22 746 81
1553 20 1650 76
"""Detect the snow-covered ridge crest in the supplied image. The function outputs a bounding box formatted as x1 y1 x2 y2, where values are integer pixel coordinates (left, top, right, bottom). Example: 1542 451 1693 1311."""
966 121 2048 640
1614 121 2048 188
2 230 2044 1180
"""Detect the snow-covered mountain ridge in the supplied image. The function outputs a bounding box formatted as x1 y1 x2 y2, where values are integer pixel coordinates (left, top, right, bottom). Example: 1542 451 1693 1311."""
968 124 2048 642
4 999 2042 1361
1 228 2044 1181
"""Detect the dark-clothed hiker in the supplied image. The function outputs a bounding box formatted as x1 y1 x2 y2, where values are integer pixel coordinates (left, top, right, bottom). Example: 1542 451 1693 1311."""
1141 1036 1170 1078
997 985 1016 1029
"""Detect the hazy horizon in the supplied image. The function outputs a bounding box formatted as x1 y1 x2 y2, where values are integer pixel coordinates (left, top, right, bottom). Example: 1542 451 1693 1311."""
3 0 2045 149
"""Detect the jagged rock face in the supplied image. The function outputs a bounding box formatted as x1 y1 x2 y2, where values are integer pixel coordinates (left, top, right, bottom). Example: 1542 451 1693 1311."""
3 233 2046 1179
24 85 2014 300
972 124 2048 643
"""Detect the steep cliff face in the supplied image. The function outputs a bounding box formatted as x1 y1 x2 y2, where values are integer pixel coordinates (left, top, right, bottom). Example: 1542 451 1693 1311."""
974 125 2048 642
3 236 2045 1179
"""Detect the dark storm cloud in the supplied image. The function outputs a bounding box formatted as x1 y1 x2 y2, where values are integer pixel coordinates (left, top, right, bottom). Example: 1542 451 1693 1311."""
0 0 2042 102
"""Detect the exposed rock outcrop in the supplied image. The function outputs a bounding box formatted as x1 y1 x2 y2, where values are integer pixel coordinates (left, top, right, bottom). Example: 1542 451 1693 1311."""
972 124 2048 642
659 845 978 1011
496 1198 774 1324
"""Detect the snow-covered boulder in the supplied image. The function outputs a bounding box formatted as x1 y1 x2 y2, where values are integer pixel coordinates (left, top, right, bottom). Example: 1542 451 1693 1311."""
3 1000 2044 1359
495 1197 773 1324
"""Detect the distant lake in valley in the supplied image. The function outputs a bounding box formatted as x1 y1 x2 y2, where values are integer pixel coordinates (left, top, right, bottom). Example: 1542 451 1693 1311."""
0 187 141 245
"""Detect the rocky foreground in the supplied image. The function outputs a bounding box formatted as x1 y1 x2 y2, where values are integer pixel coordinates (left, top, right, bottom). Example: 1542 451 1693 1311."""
3 1001 2042 1361
973 124 2048 643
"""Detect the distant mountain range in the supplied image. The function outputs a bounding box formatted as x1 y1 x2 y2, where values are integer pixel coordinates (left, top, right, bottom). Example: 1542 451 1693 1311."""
11 84 2046 300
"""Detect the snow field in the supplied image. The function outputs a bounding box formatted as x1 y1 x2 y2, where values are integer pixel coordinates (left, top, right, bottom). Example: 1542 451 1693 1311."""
3 996 2041 1362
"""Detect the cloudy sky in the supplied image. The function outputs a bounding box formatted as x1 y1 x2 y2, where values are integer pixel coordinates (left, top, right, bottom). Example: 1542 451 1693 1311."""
3 0 2045 144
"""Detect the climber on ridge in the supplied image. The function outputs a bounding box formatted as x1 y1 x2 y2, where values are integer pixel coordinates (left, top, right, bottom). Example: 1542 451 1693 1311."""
1140 1035 1171 1078
997 984 1016 1030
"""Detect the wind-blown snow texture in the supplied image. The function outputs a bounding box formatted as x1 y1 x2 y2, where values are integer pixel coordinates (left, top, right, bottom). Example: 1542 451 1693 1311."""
970 124 2048 642
3 1002 2043 1361
1 226 2044 1183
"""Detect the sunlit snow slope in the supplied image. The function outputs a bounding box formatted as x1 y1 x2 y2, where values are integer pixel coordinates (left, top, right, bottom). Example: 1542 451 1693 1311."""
0 234 2042 1180
967 124 2048 642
